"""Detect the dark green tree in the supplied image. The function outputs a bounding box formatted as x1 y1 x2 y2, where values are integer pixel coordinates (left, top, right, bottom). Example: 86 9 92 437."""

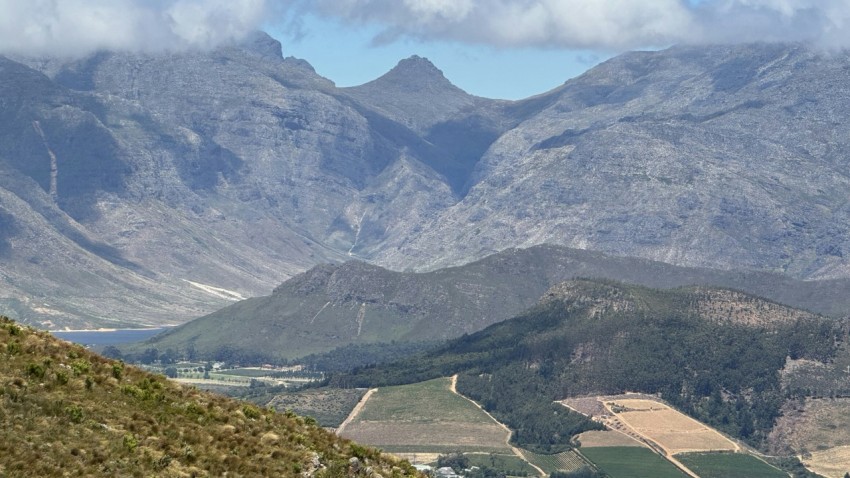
437 453 470 473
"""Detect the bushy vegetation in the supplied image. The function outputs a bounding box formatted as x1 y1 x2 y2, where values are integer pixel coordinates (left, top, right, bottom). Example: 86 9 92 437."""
300 341 442 373
0 316 420 477
328 280 846 451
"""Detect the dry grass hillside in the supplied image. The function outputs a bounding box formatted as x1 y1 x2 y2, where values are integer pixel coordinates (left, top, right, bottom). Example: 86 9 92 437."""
0 316 419 478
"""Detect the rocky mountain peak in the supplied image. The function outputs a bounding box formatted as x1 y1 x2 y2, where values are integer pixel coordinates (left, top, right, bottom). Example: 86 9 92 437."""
394 55 441 73
341 53 483 138
374 55 456 91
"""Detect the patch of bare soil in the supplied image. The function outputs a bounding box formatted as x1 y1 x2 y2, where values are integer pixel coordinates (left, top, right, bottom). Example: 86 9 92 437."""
802 446 850 478
575 430 645 448
609 399 738 454
769 397 850 456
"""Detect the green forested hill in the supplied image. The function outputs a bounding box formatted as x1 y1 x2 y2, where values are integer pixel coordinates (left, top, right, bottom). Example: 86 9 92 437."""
0 316 418 477
329 280 846 452
120 245 850 364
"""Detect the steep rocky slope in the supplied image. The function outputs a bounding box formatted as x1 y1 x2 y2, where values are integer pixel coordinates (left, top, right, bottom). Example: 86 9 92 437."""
376 44 850 278
0 34 493 328
7 38 850 328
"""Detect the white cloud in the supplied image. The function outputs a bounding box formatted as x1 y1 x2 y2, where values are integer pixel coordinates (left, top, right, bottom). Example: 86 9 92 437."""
292 0 850 51
701 0 850 48
0 0 267 57
5 0 850 58
166 0 267 49
401 0 475 21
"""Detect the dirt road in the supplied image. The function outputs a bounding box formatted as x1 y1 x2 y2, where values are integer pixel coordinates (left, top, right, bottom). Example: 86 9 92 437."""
336 388 376 436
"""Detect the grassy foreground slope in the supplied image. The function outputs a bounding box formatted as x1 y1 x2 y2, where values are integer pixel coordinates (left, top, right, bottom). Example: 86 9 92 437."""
0 316 418 478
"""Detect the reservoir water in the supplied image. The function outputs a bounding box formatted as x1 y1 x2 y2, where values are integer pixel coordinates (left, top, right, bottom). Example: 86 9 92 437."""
51 328 167 346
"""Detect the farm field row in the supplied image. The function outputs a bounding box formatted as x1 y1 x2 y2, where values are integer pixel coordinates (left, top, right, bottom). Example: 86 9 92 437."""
676 452 788 478
580 446 687 478
465 453 541 476
338 377 513 455
562 395 793 478
336 380 794 478
605 398 738 455
519 449 587 474
575 430 644 448
574 446 788 478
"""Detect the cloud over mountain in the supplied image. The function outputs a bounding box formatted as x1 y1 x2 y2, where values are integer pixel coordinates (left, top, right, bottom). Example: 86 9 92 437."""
290 0 850 51
6 0 850 59
0 0 267 57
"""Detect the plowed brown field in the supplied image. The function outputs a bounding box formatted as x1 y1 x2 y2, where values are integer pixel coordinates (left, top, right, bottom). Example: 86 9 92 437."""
608 399 738 454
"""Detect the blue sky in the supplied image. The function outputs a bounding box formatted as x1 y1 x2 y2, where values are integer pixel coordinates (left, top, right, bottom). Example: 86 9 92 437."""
267 13 611 100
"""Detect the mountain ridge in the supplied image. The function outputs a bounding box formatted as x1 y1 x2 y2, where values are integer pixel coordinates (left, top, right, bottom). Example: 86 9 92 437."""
119 244 850 364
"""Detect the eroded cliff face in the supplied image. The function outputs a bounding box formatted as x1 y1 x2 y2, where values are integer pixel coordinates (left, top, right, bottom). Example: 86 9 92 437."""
4 37 850 328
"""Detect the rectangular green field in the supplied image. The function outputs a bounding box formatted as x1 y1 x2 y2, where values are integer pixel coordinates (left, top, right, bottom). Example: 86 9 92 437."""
676 452 787 478
341 377 512 453
355 377 492 423
580 447 687 478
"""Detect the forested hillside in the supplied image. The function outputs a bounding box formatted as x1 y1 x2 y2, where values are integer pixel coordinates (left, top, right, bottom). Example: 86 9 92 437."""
329 280 846 452
120 244 850 364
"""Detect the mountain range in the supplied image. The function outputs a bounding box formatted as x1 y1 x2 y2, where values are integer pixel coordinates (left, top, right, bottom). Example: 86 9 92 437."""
4 35 850 328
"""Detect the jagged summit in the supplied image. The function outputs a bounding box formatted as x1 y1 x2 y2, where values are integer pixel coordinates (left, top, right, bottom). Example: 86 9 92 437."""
348 54 464 99
342 54 485 135
378 55 453 89
238 30 283 59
